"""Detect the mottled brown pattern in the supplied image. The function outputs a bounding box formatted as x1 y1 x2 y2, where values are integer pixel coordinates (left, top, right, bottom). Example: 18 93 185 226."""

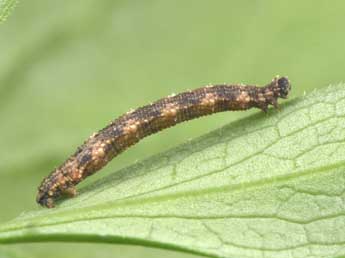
37 76 291 208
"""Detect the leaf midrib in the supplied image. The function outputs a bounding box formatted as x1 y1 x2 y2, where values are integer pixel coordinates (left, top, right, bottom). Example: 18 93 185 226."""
0 159 344 234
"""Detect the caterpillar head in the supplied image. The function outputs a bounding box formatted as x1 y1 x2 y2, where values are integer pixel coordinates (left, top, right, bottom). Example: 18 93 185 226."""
275 76 291 99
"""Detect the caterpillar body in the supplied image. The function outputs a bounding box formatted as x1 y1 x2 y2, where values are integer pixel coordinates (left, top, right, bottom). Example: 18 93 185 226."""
37 76 291 208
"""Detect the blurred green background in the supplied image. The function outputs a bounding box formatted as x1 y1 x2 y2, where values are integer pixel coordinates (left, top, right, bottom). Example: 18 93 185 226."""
0 0 344 257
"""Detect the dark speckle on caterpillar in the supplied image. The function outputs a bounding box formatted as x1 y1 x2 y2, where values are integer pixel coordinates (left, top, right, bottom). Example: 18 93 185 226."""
37 76 291 208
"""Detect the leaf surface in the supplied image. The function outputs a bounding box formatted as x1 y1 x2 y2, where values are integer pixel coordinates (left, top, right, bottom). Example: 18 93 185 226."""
1 84 345 258
0 0 17 23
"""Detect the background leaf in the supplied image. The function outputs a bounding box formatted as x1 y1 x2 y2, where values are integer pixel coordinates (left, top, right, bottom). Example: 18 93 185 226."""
1 1 345 258
1 84 345 258
0 0 17 23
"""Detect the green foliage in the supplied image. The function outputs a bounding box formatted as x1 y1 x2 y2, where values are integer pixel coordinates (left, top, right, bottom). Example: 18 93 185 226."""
2 1 345 257
0 0 17 23
1 84 344 258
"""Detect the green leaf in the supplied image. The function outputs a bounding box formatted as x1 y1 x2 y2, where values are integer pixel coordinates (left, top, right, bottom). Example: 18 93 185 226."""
1 84 345 258
0 0 17 24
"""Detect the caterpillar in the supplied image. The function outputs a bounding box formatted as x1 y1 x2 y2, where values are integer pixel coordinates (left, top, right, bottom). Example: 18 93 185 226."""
37 76 291 208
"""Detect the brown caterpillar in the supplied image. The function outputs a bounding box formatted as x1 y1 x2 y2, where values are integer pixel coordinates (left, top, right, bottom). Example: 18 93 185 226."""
37 76 291 208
